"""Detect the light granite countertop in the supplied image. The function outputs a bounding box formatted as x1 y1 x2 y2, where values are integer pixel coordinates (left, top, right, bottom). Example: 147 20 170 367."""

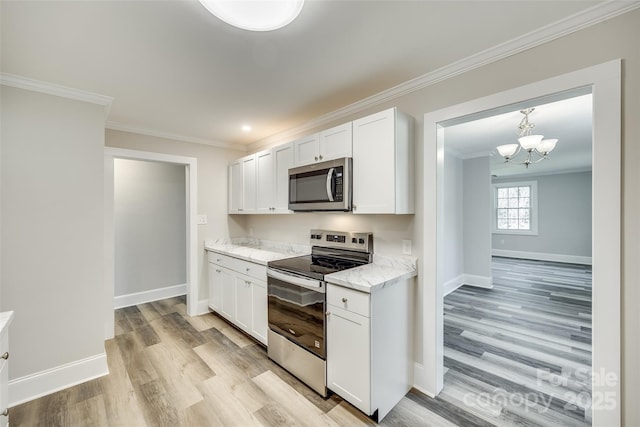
204 238 310 265
205 238 417 293
325 254 417 293
1 310 15 335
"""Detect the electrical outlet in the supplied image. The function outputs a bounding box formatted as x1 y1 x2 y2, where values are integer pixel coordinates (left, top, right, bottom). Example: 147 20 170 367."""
402 239 412 255
197 214 208 225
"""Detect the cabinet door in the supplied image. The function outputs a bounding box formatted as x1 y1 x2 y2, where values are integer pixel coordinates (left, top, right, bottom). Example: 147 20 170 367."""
251 279 268 345
255 149 274 213
0 358 6 427
352 108 396 214
228 160 243 213
235 275 253 332
242 155 257 212
208 262 223 312
327 305 371 415
273 143 294 213
293 134 320 166
320 122 352 161
220 268 236 322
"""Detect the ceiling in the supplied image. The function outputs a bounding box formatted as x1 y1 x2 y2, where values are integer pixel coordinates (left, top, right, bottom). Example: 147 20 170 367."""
444 92 593 177
0 0 624 149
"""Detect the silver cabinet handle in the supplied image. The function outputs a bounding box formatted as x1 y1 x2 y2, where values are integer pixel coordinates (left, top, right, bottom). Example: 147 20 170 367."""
326 311 331 316
314 156 318 161
319 155 323 160
215 269 221 273
246 268 250 272
341 297 348 303
1 409 7 417
1 352 8 360
245 280 251 285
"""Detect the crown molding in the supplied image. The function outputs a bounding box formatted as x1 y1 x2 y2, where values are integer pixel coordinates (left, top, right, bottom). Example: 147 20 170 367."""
106 121 247 152
0 73 113 118
248 0 640 152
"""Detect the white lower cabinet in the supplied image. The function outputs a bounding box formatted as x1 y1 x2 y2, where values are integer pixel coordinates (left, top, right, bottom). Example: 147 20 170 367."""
207 251 268 345
0 312 13 427
327 305 371 414
326 281 414 422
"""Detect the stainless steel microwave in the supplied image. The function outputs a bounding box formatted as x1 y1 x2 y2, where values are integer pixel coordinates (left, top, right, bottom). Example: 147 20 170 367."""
288 157 352 211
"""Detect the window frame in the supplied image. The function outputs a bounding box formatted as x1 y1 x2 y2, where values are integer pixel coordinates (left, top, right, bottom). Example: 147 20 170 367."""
491 180 538 236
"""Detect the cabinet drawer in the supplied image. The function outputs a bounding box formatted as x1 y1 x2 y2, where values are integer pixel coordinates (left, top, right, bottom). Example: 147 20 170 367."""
327 284 370 317
207 252 236 270
231 258 267 281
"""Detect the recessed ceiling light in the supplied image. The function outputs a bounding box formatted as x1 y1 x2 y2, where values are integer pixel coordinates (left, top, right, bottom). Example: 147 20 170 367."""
242 125 252 132
198 0 304 32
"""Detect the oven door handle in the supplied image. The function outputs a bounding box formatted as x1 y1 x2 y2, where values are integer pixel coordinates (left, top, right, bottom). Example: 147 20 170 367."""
267 268 325 293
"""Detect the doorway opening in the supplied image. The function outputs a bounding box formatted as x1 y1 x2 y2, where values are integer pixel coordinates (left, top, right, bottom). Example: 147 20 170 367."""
104 148 198 340
420 60 621 425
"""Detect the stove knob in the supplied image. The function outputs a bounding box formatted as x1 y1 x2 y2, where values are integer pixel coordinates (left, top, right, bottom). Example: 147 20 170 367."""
351 237 357 243
358 238 365 244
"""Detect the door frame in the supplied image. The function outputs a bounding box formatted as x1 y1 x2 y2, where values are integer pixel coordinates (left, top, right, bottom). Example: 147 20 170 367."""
420 59 621 425
104 147 198 339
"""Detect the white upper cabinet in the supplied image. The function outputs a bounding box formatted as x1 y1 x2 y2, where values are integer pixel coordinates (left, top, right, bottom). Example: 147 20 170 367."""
319 122 353 161
232 143 294 214
228 159 243 213
273 142 294 213
293 122 353 166
228 153 257 214
352 108 414 214
293 133 320 166
255 149 274 213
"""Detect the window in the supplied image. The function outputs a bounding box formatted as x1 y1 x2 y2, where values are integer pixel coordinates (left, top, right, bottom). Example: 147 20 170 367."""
492 181 538 235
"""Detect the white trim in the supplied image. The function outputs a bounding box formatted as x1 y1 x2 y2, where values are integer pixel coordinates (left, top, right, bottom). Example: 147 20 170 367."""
422 59 621 425
442 275 464 297
106 121 245 152
492 249 592 265
462 274 494 289
247 2 638 152
104 147 199 341
114 284 187 309
0 73 113 118
491 181 539 236
197 299 212 316
8 353 108 407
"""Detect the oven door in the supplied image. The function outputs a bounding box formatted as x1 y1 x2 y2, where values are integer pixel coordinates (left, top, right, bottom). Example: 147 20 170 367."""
288 157 351 211
267 268 326 358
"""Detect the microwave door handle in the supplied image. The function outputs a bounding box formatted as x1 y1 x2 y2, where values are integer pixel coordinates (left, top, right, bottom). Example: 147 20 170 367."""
326 168 335 202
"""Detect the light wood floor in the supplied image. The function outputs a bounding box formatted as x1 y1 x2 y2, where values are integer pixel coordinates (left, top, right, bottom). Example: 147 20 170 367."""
9 257 591 426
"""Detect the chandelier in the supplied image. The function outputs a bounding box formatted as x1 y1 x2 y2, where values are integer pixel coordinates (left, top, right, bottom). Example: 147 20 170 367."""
496 108 558 168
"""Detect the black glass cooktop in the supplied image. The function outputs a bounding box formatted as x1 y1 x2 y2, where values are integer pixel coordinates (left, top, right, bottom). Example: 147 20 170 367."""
268 253 367 281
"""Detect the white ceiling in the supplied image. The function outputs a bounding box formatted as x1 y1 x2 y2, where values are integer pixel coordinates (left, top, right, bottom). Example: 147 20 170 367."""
444 92 593 177
0 0 623 149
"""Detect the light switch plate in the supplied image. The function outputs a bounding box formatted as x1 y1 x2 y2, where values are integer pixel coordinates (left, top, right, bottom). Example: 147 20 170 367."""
197 214 208 225
402 239 412 255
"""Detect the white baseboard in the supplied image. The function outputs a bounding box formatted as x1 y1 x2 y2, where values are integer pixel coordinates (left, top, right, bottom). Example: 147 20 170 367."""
463 274 493 289
492 249 592 265
196 299 211 316
443 275 465 296
412 362 438 398
8 353 108 407
443 274 493 296
114 283 186 309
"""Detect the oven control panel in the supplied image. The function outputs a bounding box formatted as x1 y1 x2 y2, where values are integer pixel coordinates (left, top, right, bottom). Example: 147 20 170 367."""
310 229 373 253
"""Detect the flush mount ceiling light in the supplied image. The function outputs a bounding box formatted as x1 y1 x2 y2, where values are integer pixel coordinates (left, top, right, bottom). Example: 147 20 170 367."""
198 0 304 32
496 107 558 168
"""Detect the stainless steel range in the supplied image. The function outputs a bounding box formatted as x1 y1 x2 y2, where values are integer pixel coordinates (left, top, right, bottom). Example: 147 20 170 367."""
266 229 373 396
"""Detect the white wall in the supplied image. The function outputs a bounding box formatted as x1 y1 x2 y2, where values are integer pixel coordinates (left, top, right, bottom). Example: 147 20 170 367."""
105 129 246 304
463 157 492 278
442 152 463 283
114 158 186 297
492 171 592 258
0 86 106 378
